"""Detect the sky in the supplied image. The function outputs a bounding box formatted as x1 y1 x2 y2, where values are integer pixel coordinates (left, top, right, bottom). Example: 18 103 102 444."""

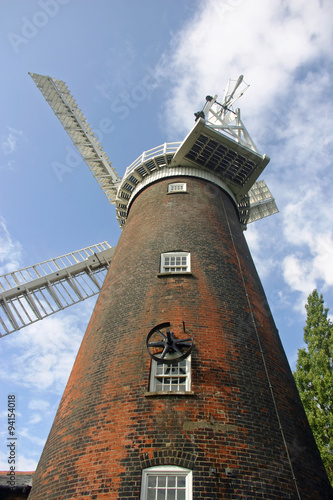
0 0 332 471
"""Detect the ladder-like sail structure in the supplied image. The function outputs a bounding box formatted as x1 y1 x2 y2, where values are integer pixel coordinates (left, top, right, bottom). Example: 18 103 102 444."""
0 243 114 336
29 73 121 204
247 179 278 223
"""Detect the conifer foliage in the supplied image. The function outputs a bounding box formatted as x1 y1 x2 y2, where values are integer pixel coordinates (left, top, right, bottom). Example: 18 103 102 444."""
294 290 333 485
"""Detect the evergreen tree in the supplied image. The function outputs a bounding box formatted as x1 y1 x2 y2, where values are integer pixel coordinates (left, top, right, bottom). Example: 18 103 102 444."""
294 290 333 485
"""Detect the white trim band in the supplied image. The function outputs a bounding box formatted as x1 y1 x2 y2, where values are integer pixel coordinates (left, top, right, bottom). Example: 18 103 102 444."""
118 167 238 226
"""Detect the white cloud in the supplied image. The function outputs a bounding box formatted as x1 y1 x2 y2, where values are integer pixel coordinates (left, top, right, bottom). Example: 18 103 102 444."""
19 428 46 448
283 254 316 296
0 450 38 471
28 414 43 425
157 0 333 317
27 399 52 425
1 132 17 154
28 399 51 412
1 127 23 155
0 302 93 394
157 0 333 138
244 224 260 253
245 222 280 281
280 183 333 310
16 455 37 471
0 216 23 275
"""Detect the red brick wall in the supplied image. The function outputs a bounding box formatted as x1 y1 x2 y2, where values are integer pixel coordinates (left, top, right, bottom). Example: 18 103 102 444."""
29 177 332 499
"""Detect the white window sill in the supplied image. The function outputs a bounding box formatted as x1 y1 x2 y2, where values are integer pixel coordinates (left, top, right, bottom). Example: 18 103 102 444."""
166 191 189 195
157 272 193 277
145 391 195 397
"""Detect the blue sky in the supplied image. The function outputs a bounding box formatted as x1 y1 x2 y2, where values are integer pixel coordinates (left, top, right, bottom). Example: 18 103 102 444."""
0 0 333 471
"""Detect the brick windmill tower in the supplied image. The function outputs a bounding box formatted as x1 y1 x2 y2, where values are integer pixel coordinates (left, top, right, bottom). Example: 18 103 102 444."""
1 75 332 499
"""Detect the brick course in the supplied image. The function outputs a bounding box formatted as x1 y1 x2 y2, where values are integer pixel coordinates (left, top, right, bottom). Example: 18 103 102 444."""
29 176 333 499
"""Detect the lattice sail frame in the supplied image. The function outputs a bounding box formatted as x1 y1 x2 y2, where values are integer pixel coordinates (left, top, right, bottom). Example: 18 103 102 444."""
29 73 121 204
0 243 114 337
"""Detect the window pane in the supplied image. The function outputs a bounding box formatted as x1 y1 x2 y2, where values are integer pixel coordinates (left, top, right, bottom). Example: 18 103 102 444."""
155 381 163 391
147 489 156 500
148 476 157 488
156 364 164 375
177 477 186 488
158 476 166 487
177 490 185 500
168 477 176 487
157 489 165 500
167 490 175 500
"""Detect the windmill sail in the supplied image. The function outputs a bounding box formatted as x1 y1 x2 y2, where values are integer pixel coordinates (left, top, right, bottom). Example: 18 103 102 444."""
0 242 114 336
29 73 121 204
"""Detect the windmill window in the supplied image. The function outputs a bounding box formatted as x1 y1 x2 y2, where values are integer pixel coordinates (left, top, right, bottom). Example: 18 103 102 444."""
168 182 187 193
160 252 190 273
150 357 191 393
140 466 192 500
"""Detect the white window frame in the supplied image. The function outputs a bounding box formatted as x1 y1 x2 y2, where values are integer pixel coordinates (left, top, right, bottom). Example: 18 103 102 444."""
168 182 187 193
140 465 192 500
160 252 191 273
150 356 191 393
